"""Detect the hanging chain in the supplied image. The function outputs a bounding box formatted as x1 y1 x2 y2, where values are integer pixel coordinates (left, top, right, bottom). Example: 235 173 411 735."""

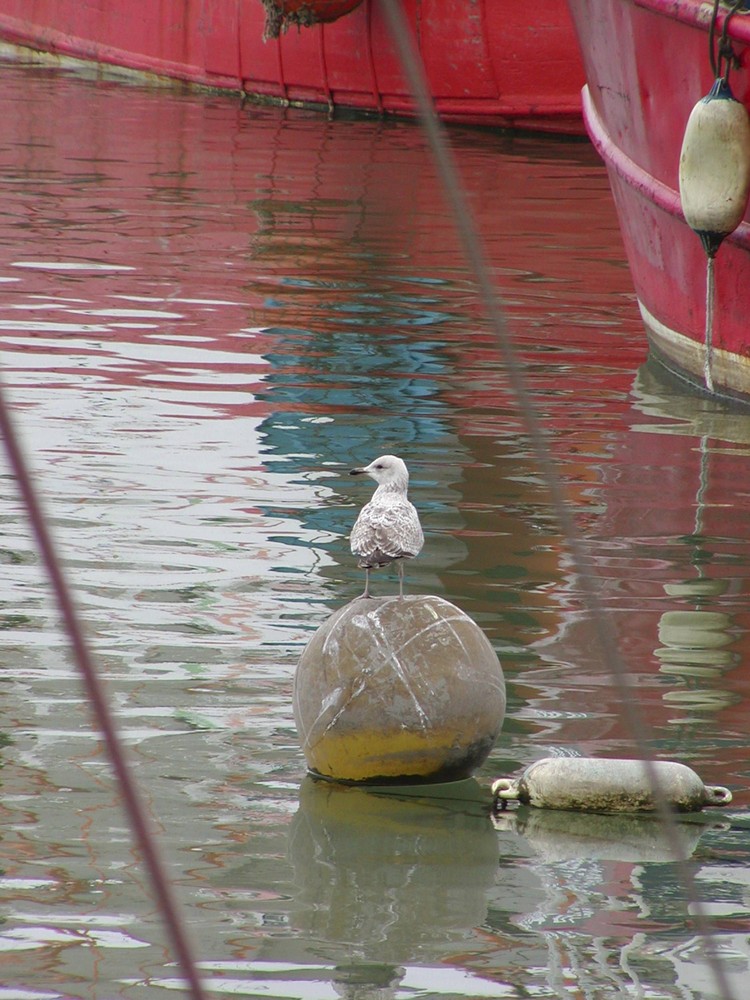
709 0 747 81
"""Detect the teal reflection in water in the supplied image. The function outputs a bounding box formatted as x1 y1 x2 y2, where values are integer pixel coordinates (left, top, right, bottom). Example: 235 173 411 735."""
257 325 451 463
254 321 460 577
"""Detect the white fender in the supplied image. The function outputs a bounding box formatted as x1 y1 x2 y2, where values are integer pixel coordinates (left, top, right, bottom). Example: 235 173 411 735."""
679 77 750 257
492 757 732 813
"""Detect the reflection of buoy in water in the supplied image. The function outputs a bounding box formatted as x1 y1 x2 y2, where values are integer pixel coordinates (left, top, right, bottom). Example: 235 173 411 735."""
678 76 750 392
288 776 498 962
293 594 506 784
492 757 732 813
492 804 717 863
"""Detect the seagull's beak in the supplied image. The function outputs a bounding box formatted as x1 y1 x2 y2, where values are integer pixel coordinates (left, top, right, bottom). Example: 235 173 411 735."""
349 467 367 476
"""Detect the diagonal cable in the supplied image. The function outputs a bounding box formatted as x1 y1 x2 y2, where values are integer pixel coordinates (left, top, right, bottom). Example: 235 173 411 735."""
378 2 736 997
0 378 207 1000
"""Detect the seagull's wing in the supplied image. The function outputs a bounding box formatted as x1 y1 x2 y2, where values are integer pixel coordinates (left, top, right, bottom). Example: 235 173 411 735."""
351 499 423 563
391 499 424 557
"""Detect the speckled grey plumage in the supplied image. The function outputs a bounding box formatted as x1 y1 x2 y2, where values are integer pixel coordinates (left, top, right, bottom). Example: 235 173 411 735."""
349 454 423 598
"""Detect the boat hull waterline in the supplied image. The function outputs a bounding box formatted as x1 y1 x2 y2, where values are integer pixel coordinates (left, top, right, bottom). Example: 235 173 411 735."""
0 0 585 133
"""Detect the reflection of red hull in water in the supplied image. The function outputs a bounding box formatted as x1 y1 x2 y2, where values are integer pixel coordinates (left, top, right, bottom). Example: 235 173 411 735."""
0 0 585 133
523 363 750 799
568 0 750 401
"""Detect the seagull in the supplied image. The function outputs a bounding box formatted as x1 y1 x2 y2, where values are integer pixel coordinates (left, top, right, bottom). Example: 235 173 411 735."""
349 454 424 599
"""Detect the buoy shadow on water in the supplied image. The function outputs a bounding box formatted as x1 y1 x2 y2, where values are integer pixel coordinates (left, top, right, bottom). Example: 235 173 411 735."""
287 775 499 962
293 594 506 785
492 804 725 863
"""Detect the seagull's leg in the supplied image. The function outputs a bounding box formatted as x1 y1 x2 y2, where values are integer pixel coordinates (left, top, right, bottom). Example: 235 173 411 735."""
397 560 404 598
361 567 371 599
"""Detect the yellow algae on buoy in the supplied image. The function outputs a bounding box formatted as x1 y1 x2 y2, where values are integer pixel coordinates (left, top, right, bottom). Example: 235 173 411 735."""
293 594 505 784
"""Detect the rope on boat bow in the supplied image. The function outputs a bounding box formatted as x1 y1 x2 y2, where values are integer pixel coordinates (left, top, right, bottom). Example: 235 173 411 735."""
709 0 747 82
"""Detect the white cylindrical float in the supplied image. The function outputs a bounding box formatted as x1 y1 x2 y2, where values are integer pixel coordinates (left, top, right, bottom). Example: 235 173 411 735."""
492 757 731 813
679 76 750 258
678 76 750 392
293 595 506 784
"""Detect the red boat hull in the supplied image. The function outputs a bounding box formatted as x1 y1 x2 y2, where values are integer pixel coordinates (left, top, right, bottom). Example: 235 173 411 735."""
0 0 585 133
568 0 750 401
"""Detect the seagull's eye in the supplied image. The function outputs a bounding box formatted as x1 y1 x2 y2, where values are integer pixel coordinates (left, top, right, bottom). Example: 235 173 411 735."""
375 464 383 469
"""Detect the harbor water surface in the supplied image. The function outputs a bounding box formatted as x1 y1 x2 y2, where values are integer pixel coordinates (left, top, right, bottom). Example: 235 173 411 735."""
1 57 750 1000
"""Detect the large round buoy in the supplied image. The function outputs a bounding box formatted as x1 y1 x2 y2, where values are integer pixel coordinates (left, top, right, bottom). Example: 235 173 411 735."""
678 77 750 258
261 0 364 40
293 595 506 784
